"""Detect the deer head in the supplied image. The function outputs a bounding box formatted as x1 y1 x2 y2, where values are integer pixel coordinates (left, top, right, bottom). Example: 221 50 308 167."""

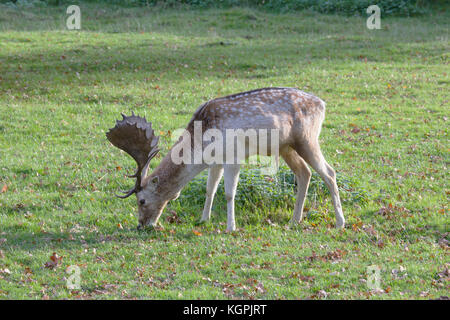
106 112 164 229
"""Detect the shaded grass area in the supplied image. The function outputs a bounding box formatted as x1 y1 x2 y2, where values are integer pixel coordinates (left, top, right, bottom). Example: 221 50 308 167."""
175 167 369 227
0 0 437 16
0 4 448 299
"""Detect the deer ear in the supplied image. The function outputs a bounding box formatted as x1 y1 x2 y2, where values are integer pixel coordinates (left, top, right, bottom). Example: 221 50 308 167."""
151 176 159 185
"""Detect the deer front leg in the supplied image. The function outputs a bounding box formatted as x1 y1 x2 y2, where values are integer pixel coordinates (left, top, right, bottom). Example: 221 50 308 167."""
223 164 240 232
201 165 224 222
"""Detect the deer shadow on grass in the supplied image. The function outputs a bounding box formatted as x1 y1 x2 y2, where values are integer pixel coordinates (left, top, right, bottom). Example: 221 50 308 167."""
0 223 157 253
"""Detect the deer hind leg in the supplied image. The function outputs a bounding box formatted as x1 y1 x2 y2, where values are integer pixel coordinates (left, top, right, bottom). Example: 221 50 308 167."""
223 164 240 232
281 147 312 224
201 165 224 222
296 142 345 229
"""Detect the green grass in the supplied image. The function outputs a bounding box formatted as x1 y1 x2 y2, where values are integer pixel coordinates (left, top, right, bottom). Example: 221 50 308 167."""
0 3 448 299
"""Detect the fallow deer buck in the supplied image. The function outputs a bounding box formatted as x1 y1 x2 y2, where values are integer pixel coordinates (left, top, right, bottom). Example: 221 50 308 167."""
107 87 345 232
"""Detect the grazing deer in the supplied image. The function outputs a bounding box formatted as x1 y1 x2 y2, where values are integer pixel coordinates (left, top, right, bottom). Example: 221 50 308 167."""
107 87 345 232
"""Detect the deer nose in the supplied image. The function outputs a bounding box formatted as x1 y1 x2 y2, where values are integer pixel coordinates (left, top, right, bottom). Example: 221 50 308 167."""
139 199 145 205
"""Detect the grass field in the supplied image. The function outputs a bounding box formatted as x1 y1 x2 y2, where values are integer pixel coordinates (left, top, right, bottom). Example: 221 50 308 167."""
0 3 448 299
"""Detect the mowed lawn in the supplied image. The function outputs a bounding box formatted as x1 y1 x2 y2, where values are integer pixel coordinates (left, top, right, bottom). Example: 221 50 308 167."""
0 4 448 299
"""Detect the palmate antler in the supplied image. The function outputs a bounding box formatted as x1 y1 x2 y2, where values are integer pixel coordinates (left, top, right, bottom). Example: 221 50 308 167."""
106 112 159 198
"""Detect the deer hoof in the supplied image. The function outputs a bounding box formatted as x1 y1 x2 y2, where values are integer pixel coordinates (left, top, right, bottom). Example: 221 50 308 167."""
137 224 156 232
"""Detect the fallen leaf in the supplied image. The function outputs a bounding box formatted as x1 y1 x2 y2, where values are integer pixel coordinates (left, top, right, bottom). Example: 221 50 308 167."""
376 239 385 248
255 282 266 294
44 252 62 269
419 291 429 297
166 210 181 224
317 290 328 298
1 184 7 193
436 265 449 283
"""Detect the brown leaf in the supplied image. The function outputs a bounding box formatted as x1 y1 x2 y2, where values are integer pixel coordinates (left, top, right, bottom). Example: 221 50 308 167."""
436 265 450 283
323 249 347 262
45 252 62 269
317 290 328 298
376 239 385 248
1 184 7 193
255 282 266 294
298 275 315 283
166 210 181 224
306 249 346 263
305 251 319 262
419 291 429 297
438 237 449 249
363 224 377 236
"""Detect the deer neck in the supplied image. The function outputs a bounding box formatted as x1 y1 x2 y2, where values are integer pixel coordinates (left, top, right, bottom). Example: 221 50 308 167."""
150 152 207 199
